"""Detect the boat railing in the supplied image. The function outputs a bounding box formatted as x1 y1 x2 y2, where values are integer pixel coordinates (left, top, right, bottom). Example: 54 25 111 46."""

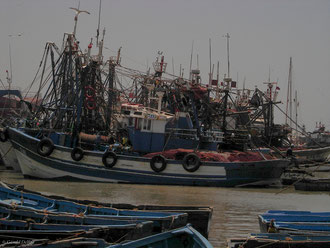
166 128 198 139
200 130 224 142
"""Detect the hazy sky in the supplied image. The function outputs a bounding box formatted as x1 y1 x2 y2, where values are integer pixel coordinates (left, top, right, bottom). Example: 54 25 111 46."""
0 0 329 131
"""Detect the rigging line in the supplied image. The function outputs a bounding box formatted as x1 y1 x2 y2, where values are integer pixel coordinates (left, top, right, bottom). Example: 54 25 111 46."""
0 77 6 88
257 88 319 145
22 43 49 98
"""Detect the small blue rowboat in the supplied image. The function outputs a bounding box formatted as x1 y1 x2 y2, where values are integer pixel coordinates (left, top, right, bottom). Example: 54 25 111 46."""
108 224 213 248
258 211 330 232
0 219 153 242
228 233 330 248
0 185 187 232
274 222 330 234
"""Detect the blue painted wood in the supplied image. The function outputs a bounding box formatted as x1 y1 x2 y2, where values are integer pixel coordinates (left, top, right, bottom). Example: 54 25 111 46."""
0 185 187 232
108 224 213 248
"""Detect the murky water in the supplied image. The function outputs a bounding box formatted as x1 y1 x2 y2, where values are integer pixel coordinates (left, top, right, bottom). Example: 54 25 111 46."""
1 169 330 248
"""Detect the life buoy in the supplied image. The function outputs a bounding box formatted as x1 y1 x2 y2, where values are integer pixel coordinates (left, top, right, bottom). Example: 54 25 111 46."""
182 153 201 172
85 98 96 110
85 86 96 98
0 128 9 142
150 155 167 173
37 138 54 157
102 151 117 168
71 147 84 161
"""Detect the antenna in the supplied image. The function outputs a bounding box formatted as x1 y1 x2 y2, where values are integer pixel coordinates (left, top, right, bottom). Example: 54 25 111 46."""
189 41 194 80
209 38 212 85
172 57 175 79
197 54 199 69
96 0 102 46
69 6 90 37
225 33 230 78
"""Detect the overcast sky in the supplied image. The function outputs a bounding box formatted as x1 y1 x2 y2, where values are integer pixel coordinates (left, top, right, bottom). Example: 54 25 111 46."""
0 0 329 131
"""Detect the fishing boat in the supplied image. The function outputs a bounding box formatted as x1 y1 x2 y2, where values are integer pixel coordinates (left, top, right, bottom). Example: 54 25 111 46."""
294 178 330 191
6 126 289 187
0 185 187 233
0 89 34 172
108 224 213 248
2 9 290 188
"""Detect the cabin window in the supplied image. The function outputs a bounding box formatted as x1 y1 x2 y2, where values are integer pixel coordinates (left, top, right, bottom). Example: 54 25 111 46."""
134 111 142 115
135 118 142 130
128 117 133 126
143 119 147 130
122 110 130 115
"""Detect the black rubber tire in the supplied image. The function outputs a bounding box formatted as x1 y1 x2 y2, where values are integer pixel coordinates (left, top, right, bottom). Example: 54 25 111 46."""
182 153 201 172
0 129 8 142
150 155 167 173
102 151 118 168
71 147 84 161
37 138 54 157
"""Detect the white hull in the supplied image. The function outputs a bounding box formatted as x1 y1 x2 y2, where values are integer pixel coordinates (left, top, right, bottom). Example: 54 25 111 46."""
0 140 21 172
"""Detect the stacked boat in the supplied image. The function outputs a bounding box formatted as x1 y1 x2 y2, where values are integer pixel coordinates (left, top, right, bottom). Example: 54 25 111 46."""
227 210 330 248
0 182 213 247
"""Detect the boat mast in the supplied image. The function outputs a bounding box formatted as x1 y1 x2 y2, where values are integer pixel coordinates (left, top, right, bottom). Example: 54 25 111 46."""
69 5 90 38
222 33 231 134
286 57 293 128
225 33 230 78
96 0 102 46
189 41 194 81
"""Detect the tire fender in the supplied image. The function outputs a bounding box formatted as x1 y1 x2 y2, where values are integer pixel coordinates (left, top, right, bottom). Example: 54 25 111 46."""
71 147 84 161
150 155 167 173
37 138 54 157
102 151 118 168
182 153 201 172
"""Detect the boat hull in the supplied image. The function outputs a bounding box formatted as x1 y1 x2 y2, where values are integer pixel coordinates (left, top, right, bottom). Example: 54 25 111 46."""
8 128 289 187
0 140 20 171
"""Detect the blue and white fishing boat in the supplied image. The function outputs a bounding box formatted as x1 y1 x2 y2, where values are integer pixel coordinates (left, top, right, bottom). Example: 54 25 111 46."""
1 10 289 188
6 125 289 187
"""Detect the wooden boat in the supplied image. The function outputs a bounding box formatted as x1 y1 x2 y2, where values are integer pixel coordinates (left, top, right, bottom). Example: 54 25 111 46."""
258 210 330 233
5 127 289 187
292 146 330 163
108 224 213 248
0 219 153 243
269 222 330 235
0 205 154 231
0 185 187 233
294 178 330 191
7 182 212 238
0 136 20 171
228 233 330 248
16 225 213 248
11 237 109 248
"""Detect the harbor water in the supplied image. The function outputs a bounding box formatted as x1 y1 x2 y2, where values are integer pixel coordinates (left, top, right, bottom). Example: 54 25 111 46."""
1 170 330 248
